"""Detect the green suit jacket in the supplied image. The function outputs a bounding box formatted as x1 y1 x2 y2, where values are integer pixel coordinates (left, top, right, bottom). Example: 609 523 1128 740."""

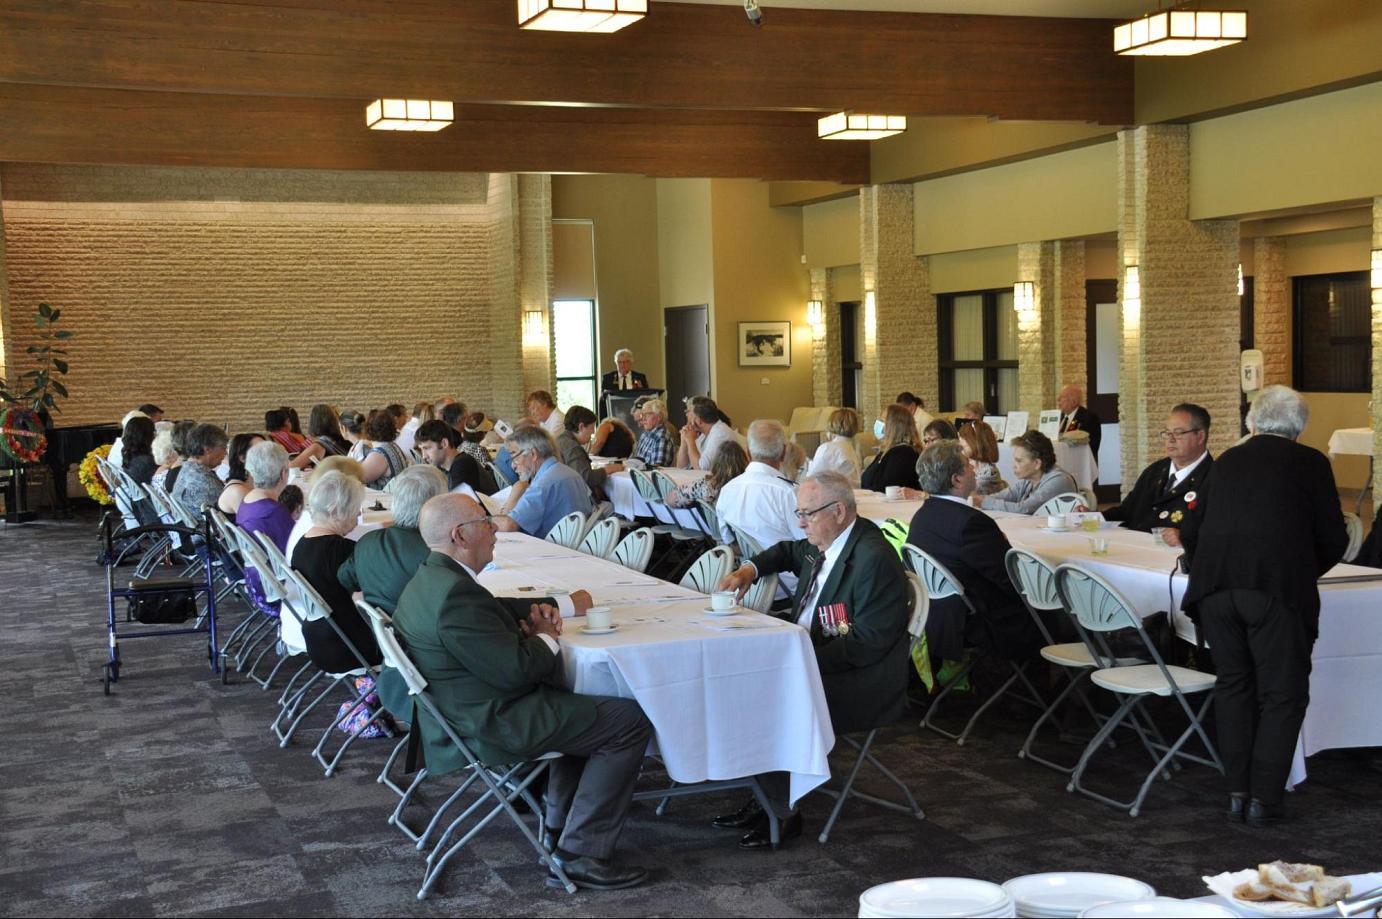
388 552 599 772
337 525 430 613
750 517 910 734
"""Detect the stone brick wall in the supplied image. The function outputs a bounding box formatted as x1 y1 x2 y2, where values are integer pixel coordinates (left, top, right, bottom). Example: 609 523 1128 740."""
1016 241 1057 418
0 164 541 432
1252 237 1290 387
860 184 936 417
1117 126 1241 490
1054 240 1087 395
810 267 844 407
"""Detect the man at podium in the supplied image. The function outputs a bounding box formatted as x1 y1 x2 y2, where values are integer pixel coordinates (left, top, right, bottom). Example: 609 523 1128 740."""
600 348 650 393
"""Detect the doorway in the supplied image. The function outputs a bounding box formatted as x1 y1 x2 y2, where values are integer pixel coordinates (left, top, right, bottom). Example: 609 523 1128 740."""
664 305 711 422
1085 279 1120 502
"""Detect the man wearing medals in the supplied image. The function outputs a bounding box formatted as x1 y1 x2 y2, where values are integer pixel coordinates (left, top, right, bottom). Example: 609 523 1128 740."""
713 471 911 850
1101 403 1214 548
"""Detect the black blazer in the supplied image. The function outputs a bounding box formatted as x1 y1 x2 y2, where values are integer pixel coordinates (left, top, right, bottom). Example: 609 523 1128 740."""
906 497 1042 660
600 369 651 392
1181 435 1347 638
750 518 911 734
1104 453 1213 533
1060 405 1102 460
861 446 921 493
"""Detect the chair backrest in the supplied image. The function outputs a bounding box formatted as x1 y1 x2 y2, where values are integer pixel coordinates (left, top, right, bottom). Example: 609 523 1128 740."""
234 527 287 604
1053 563 1141 635
254 529 295 584
900 543 970 610
1344 511 1364 563
1036 492 1086 517
724 520 764 558
629 467 662 503
486 460 513 488
578 516 621 559
695 499 723 543
545 511 586 550
284 564 373 675
207 507 241 560
905 571 929 640
612 527 655 573
650 469 680 503
741 572 779 613
1004 547 1061 611
359 599 424 694
680 545 735 593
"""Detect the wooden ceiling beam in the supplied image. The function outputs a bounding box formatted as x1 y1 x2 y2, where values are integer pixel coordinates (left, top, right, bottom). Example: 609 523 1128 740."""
0 86 871 183
0 0 1132 124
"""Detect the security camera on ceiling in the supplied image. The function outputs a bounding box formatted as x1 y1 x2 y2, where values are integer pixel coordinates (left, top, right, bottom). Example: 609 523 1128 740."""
745 0 763 26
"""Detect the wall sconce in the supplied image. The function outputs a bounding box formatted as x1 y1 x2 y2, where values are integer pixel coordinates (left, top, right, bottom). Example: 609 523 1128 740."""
522 309 545 346
1123 264 1142 326
863 290 878 350
1371 249 1382 292
1237 263 1244 296
807 299 824 340
1013 281 1037 317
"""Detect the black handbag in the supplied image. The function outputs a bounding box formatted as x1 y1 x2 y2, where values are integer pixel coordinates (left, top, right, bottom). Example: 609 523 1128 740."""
126 577 199 624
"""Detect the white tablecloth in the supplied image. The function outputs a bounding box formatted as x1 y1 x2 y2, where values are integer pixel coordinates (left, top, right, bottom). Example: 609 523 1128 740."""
607 468 708 530
477 532 834 806
1327 427 1374 456
997 441 1098 493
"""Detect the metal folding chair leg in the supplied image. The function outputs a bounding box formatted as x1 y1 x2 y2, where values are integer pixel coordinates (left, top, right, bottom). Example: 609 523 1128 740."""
817 730 925 844
387 767 430 843
312 688 396 777
952 660 1046 746
378 734 413 797
920 653 980 740
276 673 346 747
1018 668 1111 773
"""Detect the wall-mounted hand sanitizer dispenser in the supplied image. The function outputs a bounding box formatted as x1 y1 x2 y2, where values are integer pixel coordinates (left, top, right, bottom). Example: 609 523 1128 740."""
1240 349 1264 393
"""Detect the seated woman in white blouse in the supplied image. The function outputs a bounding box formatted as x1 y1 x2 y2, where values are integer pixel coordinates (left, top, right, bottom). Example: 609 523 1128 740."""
974 430 1076 515
806 408 862 487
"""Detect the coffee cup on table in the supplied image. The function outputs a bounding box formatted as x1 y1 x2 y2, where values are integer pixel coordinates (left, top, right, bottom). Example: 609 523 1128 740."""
1046 515 1064 530
885 485 903 500
711 590 737 612
585 606 612 630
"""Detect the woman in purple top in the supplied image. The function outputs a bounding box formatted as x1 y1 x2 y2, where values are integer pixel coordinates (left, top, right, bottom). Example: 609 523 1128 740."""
236 441 297 552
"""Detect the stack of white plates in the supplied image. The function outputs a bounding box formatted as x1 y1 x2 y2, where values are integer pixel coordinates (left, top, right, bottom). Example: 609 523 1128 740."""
859 878 1016 918
1002 873 1156 918
1079 900 1236 918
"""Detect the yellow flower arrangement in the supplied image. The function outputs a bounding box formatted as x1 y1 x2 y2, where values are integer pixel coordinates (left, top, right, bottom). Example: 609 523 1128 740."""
79 443 113 505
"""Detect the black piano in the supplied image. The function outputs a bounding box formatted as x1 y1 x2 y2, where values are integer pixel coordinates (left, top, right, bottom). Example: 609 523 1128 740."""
2 421 122 521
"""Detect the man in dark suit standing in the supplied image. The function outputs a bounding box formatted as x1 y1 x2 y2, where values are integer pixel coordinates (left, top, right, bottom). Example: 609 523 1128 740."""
390 493 653 889
1181 386 1347 827
1057 383 1102 461
1102 403 1214 546
906 441 1043 662
715 471 911 849
600 348 650 394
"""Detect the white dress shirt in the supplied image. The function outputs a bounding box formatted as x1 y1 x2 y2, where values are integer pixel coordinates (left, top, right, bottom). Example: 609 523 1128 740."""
395 417 421 455
716 461 806 591
807 436 861 486
1169 450 1208 488
540 408 566 437
795 520 857 628
694 420 746 471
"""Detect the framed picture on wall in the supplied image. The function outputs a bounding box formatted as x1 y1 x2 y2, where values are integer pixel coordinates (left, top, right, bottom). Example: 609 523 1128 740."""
738 321 792 367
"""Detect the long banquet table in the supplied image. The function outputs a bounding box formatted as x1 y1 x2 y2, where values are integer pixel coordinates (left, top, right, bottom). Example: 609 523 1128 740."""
477 531 834 806
856 492 1382 786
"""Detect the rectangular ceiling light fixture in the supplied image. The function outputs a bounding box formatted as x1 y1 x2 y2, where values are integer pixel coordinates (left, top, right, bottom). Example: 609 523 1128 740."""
518 0 647 33
1114 9 1246 56
366 99 454 131
817 112 907 141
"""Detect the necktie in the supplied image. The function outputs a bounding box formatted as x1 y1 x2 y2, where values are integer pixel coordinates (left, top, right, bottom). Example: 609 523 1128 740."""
793 551 827 625
621 374 628 391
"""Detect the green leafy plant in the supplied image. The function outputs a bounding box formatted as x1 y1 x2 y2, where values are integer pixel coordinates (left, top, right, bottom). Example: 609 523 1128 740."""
0 303 75 415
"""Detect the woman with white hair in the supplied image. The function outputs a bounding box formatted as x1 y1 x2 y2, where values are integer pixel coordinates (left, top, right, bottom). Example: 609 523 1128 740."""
150 429 179 491
235 440 297 552
290 470 383 671
1181 385 1348 826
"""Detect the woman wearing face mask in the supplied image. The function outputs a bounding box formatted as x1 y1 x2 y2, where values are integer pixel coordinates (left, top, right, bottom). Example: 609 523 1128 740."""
861 403 925 496
973 430 1076 514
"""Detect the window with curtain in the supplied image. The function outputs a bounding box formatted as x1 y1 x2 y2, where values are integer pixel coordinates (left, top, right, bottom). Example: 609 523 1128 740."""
937 289 1019 413
552 299 598 411
1293 272 1371 393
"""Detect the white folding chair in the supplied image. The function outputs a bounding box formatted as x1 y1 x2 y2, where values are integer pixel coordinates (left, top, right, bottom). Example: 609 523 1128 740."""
679 545 734 593
356 599 576 898
816 571 927 844
1036 492 1086 517
741 572 780 613
1343 512 1364 563
544 511 586 550
694 499 724 544
578 516 621 559
724 520 765 560
611 527 655 573
902 543 1044 744
1055 563 1223 817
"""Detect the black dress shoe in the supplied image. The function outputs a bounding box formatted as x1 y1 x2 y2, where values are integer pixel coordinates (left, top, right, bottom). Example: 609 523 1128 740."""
712 798 763 830
1246 799 1285 827
540 825 560 854
546 851 649 891
1227 792 1249 822
738 810 802 850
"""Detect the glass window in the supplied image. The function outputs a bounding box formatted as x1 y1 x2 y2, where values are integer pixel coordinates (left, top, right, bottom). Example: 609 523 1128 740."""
551 299 597 411
1293 272 1370 392
937 289 1020 414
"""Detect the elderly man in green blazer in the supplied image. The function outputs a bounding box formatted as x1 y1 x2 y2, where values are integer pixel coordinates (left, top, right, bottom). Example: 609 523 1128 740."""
390 492 653 891
716 470 911 849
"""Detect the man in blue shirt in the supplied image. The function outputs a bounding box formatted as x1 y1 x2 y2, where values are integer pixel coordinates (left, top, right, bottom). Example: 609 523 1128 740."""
494 424 594 538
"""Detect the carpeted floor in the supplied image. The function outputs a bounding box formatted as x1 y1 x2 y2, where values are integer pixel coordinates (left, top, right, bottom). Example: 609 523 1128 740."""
2 508 1379 918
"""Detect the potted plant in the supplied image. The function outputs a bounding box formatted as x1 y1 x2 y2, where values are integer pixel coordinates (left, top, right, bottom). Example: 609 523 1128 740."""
0 302 74 465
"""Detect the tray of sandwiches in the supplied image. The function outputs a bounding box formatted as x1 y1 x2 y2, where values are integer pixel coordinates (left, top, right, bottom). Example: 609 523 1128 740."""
1202 862 1377 916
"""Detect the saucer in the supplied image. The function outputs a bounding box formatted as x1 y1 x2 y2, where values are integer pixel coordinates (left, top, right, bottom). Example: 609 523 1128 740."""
703 606 741 616
580 624 618 635
1042 525 1070 533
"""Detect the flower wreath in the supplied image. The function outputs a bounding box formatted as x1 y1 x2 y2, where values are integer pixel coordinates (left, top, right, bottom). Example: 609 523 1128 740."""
79 443 114 505
0 407 47 463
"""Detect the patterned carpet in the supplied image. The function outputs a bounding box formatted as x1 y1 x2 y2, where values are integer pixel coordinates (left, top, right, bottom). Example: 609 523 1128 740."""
2 508 1379 918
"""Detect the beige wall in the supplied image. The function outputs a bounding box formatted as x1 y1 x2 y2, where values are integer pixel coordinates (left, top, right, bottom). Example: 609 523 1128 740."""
552 175 664 385
656 179 714 312
832 264 861 303
803 195 860 269
1085 237 1119 279
1281 226 1372 277
871 116 1115 186
913 142 1118 256
1190 81 1382 220
710 179 813 426
551 220 596 300
1302 392 1372 491
929 246 1018 294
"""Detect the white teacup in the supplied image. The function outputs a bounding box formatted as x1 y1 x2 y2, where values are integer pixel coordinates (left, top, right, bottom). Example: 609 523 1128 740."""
1046 514 1064 530
711 590 737 612
885 485 903 500
585 606 612 630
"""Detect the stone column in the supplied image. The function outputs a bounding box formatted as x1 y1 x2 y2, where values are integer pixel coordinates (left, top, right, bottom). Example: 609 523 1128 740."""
859 184 936 417
1117 125 1240 492
1016 240 1057 418
1372 196 1382 511
809 267 843 407
1252 237 1290 387
1054 239 1087 395
518 173 555 404
0 172 11 384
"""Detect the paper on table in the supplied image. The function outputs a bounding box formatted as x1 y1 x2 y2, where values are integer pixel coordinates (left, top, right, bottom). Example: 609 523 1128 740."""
693 617 785 631
1038 409 1062 439
1005 410 1030 436
984 415 1007 439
